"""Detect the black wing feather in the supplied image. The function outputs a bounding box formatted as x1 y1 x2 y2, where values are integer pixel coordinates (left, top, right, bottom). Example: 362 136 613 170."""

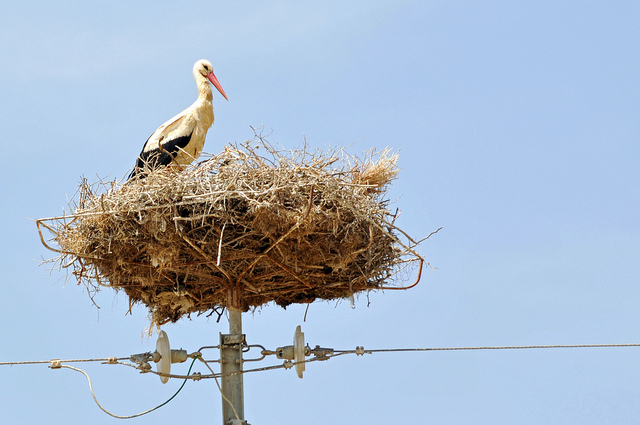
128 132 193 180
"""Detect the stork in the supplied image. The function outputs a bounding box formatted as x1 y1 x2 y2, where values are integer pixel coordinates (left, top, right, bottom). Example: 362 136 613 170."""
128 59 228 179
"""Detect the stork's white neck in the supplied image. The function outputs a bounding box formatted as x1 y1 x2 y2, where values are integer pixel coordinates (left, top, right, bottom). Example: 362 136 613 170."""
195 73 213 102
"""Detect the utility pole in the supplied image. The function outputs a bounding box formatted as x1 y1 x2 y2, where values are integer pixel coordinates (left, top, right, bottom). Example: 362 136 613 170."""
220 309 247 424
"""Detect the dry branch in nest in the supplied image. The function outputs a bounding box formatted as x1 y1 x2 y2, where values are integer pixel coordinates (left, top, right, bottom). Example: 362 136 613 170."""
38 136 428 326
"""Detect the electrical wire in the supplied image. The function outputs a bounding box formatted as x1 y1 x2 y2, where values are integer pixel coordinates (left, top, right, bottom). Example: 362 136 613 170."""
3 340 639 420
197 357 242 424
212 343 640 378
60 355 199 419
238 352 351 375
215 343 640 378
0 357 129 366
334 343 640 354
2 343 638 371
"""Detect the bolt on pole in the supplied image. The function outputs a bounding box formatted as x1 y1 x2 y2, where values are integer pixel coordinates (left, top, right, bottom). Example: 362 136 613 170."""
220 308 246 425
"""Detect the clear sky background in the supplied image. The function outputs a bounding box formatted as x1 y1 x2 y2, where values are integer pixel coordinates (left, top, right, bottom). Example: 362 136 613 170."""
1 1 639 424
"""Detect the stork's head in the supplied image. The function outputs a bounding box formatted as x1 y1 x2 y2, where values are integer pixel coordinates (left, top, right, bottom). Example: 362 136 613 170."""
194 59 228 101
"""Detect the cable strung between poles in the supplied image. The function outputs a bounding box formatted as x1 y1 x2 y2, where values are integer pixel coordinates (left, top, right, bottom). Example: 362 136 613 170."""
334 343 640 354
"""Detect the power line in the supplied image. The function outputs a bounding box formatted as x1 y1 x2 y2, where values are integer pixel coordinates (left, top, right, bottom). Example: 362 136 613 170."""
58 356 199 419
141 342 640 379
0 357 128 366
2 341 639 422
335 343 640 354
2 343 639 369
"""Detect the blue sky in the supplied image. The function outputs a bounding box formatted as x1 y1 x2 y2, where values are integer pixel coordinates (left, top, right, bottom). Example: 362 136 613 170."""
1 1 639 424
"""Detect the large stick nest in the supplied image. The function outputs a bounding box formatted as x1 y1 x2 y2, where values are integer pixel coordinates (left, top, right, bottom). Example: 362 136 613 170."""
38 137 427 326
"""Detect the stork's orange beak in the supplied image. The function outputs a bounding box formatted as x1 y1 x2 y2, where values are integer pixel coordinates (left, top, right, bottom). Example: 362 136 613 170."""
207 72 228 101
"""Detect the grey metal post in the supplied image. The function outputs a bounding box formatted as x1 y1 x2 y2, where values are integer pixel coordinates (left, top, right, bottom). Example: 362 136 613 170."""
220 309 246 424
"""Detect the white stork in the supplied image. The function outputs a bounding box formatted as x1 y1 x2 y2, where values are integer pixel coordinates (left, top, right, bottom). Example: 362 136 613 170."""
128 59 228 179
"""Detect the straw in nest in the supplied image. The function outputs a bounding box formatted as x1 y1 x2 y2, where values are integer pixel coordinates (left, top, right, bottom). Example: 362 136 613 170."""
38 137 430 326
